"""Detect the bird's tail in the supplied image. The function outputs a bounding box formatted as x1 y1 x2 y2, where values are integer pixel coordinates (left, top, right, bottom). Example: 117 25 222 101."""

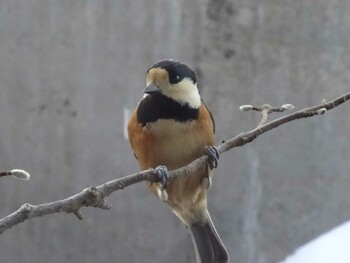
187 210 229 263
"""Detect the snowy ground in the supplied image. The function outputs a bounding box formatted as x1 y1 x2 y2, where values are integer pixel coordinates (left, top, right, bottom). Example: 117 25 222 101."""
280 221 350 263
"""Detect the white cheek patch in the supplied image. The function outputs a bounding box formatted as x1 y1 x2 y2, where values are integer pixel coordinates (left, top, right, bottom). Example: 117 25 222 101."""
162 79 201 109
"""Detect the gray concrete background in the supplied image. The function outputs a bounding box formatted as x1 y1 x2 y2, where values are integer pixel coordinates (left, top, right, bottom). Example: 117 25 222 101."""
0 1 350 262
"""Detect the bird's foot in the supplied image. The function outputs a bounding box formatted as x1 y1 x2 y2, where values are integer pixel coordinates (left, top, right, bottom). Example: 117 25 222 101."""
154 165 169 190
153 165 169 202
204 146 220 170
201 146 219 189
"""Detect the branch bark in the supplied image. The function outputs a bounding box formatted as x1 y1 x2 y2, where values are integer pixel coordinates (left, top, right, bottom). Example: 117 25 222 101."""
0 91 349 235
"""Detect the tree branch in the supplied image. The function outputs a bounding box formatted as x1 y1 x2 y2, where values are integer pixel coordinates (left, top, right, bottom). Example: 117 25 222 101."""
0 91 349 235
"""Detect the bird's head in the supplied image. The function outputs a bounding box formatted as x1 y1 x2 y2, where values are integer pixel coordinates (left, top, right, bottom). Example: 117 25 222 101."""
144 60 201 109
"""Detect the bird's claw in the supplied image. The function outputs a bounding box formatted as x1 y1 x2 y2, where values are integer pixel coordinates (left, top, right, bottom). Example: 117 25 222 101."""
153 165 169 191
204 146 220 169
152 165 169 202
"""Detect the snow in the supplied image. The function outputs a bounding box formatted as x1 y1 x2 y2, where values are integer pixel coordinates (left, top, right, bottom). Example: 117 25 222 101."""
280 221 350 263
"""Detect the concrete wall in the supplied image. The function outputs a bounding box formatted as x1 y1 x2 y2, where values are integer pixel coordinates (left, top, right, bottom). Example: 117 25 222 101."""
0 1 349 262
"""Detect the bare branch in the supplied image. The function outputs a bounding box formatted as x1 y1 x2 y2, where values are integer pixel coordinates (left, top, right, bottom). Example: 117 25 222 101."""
0 91 349 234
0 169 158 234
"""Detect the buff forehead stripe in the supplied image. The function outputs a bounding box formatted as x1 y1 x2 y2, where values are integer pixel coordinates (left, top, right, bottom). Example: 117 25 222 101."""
147 68 169 84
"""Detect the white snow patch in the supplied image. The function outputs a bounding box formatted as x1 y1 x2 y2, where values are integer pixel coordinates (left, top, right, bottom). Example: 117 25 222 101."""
280 221 350 263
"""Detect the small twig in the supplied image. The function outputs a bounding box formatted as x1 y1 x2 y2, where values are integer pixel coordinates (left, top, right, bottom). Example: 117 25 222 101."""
220 92 350 153
0 91 349 235
240 103 295 127
0 169 30 180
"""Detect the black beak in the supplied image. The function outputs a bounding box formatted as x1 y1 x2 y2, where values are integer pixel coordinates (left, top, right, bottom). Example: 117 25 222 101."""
143 83 161 94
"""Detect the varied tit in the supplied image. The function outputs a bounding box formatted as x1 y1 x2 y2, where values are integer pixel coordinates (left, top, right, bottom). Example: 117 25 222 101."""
128 59 228 263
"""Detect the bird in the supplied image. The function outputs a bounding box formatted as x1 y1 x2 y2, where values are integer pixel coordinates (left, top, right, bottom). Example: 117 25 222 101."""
127 59 229 263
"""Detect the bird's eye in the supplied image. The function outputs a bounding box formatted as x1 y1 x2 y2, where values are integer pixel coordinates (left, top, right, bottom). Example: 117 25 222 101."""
168 72 183 84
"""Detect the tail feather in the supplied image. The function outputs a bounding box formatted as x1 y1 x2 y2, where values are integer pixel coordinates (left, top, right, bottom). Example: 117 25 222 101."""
188 211 229 263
